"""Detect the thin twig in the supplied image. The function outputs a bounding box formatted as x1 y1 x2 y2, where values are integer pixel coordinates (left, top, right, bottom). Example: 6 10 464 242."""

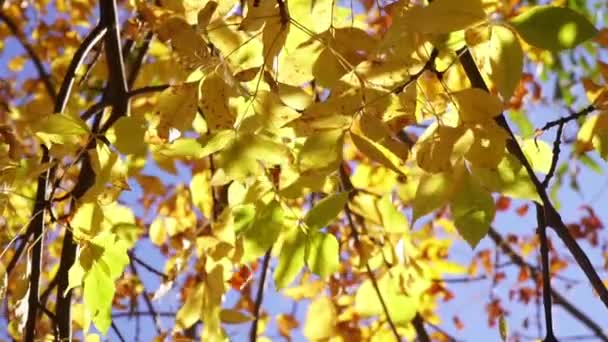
129 252 168 279
539 105 595 132
541 121 565 189
488 227 608 341
128 84 170 98
111 321 127 342
249 248 272 342
340 165 401 341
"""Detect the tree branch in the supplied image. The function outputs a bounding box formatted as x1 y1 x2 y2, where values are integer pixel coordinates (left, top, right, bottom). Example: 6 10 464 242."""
412 313 430 342
457 47 608 310
536 204 556 341
24 147 50 342
249 248 272 342
539 105 596 132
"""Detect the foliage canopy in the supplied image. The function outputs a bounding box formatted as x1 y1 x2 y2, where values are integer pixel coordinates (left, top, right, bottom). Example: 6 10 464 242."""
1 0 608 340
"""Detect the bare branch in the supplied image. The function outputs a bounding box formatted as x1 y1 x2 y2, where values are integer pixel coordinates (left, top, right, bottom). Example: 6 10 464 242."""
249 248 272 342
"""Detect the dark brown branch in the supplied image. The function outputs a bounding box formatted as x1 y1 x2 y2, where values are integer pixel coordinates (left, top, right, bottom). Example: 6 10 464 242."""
0 11 56 100
129 252 168 279
112 311 177 318
24 148 50 342
457 47 608 311
537 204 556 341
539 105 595 132
249 248 272 342
99 0 130 134
339 165 401 341
412 313 430 342
128 84 170 98
488 227 608 341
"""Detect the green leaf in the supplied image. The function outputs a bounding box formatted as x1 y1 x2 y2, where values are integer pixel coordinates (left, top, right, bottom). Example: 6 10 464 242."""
377 195 409 233
510 5 598 52
450 171 495 248
304 192 349 231
489 25 524 101
306 232 339 277
241 201 285 263
71 232 129 334
412 172 455 221
274 226 306 289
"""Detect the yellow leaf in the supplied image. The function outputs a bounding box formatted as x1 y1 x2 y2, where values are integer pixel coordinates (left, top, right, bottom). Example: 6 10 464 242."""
465 123 508 168
252 90 301 131
416 125 466 173
200 72 237 131
155 82 199 140
190 171 214 219
157 16 210 69
298 129 344 172
407 0 487 35
8 56 26 72
220 309 253 324
71 202 104 237
148 216 167 246
304 297 336 340
452 88 504 123
351 113 409 176
175 283 204 330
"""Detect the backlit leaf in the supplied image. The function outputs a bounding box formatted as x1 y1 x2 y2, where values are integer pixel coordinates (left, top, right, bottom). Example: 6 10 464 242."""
510 6 598 52
304 192 349 231
306 232 339 278
450 171 495 248
488 25 524 101
407 0 486 35
377 195 409 233
274 226 306 289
